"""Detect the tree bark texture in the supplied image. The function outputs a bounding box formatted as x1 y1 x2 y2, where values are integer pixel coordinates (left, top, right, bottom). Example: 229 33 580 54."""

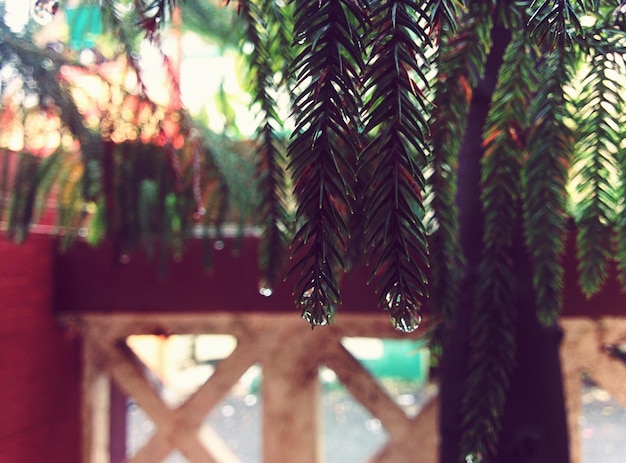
438 23 571 463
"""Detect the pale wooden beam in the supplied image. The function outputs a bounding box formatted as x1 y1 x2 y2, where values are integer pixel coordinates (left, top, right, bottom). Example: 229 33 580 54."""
260 324 322 463
82 335 111 463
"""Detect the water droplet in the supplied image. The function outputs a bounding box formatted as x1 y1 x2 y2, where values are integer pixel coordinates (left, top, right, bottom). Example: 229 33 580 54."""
193 207 206 220
79 49 96 65
31 0 59 25
119 254 130 264
300 285 334 327
396 393 416 406
365 418 383 433
221 404 235 417
465 453 483 463
386 291 422 333
244 394 258 406
241 41 255 55
213 240 225 251
258 280 273 297
391 311 422 333
41 58 54 71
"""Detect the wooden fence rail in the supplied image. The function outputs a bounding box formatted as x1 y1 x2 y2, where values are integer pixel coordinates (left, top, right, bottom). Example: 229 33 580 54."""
64 313 626 463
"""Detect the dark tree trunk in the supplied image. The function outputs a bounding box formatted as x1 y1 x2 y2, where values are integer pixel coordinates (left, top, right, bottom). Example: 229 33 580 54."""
438 23 571 463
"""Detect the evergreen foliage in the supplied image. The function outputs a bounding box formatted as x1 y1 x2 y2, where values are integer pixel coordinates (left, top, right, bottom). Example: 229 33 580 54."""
2 0 626 459
286 0 367 325
360 0 431 330
571 38 625 295
240 0 292 287
462 26 538 460
524 47 572 325
428 3 492 346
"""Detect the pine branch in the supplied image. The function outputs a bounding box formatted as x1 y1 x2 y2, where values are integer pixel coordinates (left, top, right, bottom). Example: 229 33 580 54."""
570 46 623 296
240 0 292 289
573 11 626 290
256 122 290 288
360 0 431 332
3 148 69 242
427 6 492 345
56 153 88 250
428 0 464 42
185 126 257 236
0 26 100 203
6 153 39 242
462 29 533 462
179 0 246 47
613 61 626 289
528 0 585 47
287 0 367 326
99 0 145 83
97 131 240 256
135 0 178 40
99 0 183 107
524 46 572 324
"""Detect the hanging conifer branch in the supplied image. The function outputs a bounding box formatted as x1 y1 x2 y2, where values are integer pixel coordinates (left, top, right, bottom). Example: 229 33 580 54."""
100 0 149 92
524 46 572 324
287 0 367 326
0 26 101 204
360 0 431 332
571 46 623 297
240 0 292 289
428 0 464 42
462 29 533 462
529 0 584 47
575 14 626 293
5 153 43 242
610 56 626 288
428 6 493 345
100 0 183 106
135 0 178 39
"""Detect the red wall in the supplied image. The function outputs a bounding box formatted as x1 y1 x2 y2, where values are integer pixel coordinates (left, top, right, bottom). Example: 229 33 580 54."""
53 233 626 317
53 237 382 315
0 235 81 463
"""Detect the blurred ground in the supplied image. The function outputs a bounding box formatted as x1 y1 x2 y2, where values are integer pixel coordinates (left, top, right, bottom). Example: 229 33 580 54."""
127 376 626 463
